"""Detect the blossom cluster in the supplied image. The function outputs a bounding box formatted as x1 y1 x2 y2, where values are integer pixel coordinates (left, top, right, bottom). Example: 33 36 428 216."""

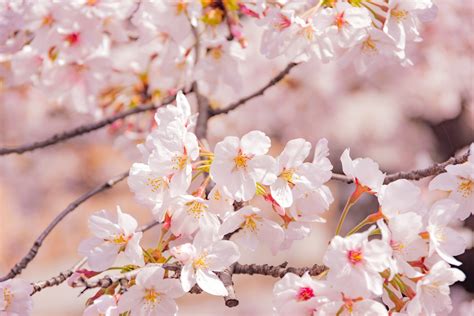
3 92 471 315
0 0 436 121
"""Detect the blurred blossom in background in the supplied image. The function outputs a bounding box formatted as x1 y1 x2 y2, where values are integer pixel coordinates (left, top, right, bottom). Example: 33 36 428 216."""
0 1 473 315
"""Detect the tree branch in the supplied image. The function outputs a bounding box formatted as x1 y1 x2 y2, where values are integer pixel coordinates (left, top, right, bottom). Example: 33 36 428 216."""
330 149 470 184
0 171 129 282
69 261 327 291
0 94 181 156
210 62 299 116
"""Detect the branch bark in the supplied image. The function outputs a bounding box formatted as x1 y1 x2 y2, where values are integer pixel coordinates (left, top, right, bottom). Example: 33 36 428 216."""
330 149 470 184
0 171 129 282
0 94 180 156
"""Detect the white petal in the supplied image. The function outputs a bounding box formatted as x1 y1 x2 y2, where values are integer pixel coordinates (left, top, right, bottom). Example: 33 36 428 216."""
240 130 271 156
196 269 228 296
270 178 293 208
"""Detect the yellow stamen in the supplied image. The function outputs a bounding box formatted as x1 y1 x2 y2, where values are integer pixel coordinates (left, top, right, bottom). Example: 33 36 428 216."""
242 214 261 232
391 9 408 22
362 37 378 54
173 154 188 170
193 253 209 269
457 179 473 198
144 288 161 303
3 288 13 309
234 153 250 169
186 200 208 218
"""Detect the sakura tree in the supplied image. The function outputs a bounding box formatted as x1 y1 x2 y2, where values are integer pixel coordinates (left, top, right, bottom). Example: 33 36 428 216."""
0 1 472 315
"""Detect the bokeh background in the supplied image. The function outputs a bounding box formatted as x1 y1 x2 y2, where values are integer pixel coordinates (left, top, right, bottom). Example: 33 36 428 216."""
0 1 473 315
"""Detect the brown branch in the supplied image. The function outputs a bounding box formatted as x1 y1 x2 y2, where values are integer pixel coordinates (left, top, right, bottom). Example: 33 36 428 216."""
330 149 470 184
0 171 129 282
0 94 181 156
30 258 87 295
233 261 327 278
210 62 299 116
192 81 211 140
383 150 470 183
70 261 327 292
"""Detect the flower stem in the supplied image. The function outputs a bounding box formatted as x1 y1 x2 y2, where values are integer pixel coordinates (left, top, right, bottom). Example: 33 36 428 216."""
335 183 369 236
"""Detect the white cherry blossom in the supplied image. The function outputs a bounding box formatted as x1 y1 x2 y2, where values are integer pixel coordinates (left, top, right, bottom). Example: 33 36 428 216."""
78 206 144 271
429 144 474 220
341 148 385 194
83 295 118 316
406 261 465 315
273 272 329 316
0 279 33 316
323 226 392 297
170 229 240 296
117 266 185 316
210 130 277 201
426 199 467 266
219 206 285 254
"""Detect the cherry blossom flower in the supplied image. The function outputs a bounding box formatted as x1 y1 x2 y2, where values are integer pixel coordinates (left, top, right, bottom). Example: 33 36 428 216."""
323 226 392 297
128 162 171 212
83 295 118 316
378 214 427 277
429 144 474 220
147 121 199 197
384 0 437 49
210 130 277 201
341 148 385 194
0 279 33 316
170 229 240 296
426 199 467 266
78 206 144 271
314 2 372 49
405 261 465 315
270 138 311 208
117 266 185 316
207 185 234 219
273 272 330 316
167 195 220 237
378 179 422 219
219 206 285 254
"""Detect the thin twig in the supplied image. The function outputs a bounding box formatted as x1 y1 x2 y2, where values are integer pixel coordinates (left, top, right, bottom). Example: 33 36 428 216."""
330 149 470 184
30 258 87 295
0 94 181 156
210 62 299 116
0 171 129 282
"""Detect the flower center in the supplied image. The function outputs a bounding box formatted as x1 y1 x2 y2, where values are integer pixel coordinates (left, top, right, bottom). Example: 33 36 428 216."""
280 168 295 185
334 12 346 29
193 253 209 270
297 287 315 301
362 37 378 54
173 154 188 170
111 233 129 245
64 33 80 46
347 249 363 265
146 177 168 193
186 200 208 218
3 288 13 309
242 214 261 232
144 288 161 304
457 179 473 198
234 152 250 169
391 9 408 22
209 46 223 60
